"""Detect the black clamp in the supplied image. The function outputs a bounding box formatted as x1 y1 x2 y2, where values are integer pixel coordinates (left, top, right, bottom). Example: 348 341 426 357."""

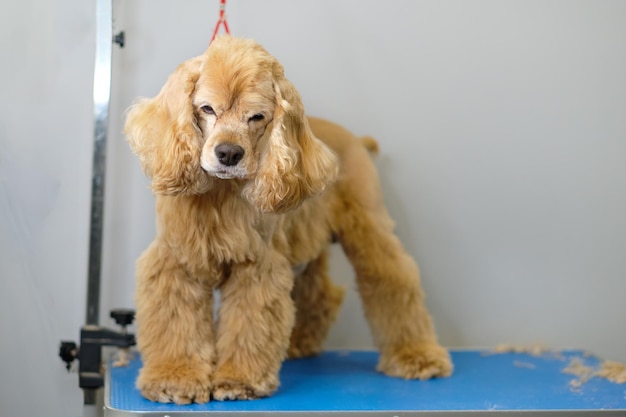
59 309 136 393
113 31 125 48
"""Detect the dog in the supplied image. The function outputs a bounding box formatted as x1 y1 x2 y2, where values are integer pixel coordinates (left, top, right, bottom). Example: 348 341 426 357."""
125 36 452 404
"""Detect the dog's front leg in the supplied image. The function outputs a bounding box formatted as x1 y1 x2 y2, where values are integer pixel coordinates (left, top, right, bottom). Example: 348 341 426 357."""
134 242 216 404
212 249 295 400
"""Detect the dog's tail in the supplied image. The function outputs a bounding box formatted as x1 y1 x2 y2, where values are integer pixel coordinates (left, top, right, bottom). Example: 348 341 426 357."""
359 136 379 156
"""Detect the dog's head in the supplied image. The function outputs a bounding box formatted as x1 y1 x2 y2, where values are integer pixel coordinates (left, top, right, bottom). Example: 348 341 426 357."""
125 36 338 213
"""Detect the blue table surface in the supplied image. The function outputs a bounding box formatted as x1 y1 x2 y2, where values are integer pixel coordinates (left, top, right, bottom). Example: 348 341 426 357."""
107 350 626 414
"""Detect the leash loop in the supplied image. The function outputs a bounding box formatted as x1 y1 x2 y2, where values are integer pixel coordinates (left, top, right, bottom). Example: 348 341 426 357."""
211 0 230 43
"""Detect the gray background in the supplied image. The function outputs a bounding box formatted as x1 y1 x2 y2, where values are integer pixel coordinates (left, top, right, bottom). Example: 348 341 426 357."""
1 1 625 416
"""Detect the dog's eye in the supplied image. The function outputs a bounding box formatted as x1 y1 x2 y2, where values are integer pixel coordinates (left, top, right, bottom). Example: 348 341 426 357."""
248 113 265 122
200 105 215 115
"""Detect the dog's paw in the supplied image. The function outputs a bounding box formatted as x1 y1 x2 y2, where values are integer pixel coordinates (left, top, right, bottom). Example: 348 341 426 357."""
212 381 260 401
212 375 278 401
137 363 211 404
378 343 453 380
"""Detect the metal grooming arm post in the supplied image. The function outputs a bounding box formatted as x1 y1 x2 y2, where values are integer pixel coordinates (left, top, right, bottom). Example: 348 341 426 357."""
58 0 134 407
87 0 113 328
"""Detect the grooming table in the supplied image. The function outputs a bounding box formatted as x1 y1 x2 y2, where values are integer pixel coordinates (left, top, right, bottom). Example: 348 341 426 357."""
105 350 626 416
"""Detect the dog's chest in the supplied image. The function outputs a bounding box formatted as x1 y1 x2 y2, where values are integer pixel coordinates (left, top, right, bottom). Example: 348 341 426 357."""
202 209 267 263
158 194 272 273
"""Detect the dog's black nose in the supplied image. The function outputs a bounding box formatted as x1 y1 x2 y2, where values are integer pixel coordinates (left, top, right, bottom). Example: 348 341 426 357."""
215 143 245 166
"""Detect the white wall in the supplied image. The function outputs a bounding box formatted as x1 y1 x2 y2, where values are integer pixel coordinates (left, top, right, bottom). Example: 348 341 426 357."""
1 0 94 416
1 1 625 416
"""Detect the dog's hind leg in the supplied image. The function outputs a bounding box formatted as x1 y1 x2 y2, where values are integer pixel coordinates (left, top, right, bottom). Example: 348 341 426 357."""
330 142 452 380
335 202 453 379
288 250 345 358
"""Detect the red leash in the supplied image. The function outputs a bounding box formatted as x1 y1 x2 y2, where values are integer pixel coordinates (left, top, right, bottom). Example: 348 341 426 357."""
210 0 230 43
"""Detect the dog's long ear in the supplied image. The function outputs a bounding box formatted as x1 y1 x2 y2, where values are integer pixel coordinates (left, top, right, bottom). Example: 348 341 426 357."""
244 66 339 213
125 56 212 195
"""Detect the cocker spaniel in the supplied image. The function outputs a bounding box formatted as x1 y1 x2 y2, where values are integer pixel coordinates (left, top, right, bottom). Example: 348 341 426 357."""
125 36 452 404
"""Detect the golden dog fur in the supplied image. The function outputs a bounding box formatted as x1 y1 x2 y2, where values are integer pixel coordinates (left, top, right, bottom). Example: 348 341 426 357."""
125 36 452 404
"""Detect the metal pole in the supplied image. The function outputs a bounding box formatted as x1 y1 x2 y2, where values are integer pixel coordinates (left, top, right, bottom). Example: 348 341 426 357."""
86 0 113 328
